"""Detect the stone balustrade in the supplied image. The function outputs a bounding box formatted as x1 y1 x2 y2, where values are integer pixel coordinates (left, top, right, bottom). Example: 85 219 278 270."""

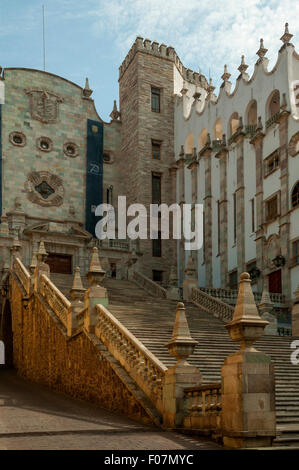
39 274 71 328
191 287 234 323
199 286 285 306
183 383 222 434
133 271 167 299
95 303 167 415
13 257 30 295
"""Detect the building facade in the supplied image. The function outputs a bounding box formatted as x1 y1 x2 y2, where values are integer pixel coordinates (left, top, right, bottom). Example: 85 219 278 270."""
0 24 299 309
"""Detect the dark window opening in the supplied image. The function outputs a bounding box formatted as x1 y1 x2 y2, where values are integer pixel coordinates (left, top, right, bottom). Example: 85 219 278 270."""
152 173 161 205
293 240 299 265
267 196 278 222
152 140 161 160
152 231 162 257
151 87 161 113
292 182 299 208
153 270 163 282
229 270 238 290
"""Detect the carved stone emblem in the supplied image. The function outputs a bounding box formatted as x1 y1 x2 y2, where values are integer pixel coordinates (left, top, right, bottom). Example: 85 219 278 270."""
265 234 280 269
24 88 63 123
25 171 64 207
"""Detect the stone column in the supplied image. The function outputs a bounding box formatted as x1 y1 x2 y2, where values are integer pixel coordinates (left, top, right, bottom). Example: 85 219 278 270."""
84 247 107 333
250 119 265 293
235 130 246 278
278 109 291 302
177 150 185 285
216 142 228 287
292 284 299 337
163 302 201 428
221 272 276 448
169 164 178 273
202 140 213 286
188 152 199 279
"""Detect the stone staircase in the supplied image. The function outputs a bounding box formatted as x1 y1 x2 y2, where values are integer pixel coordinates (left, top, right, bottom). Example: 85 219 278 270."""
50 274 299 447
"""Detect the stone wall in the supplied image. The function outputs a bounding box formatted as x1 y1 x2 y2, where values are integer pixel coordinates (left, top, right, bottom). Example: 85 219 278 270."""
9 275 153 425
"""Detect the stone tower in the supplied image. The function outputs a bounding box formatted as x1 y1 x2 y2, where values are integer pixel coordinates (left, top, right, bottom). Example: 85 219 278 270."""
118 37 177 280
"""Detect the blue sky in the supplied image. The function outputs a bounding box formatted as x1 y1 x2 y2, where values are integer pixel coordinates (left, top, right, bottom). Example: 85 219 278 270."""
1 0 298 121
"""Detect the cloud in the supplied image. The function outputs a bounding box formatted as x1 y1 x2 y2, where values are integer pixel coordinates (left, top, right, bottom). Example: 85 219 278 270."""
90 0 299 90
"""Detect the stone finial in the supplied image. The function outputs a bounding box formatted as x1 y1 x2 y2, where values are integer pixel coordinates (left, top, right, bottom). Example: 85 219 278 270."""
207 77 215 94
179 145 185 156
238 55 248 74
29 251 37 274
184 254 196 279
0 210 9 236
238 116 244 131
206 133 211 146
110 99 121 121
256 38 268 59
37 238 48 262
259 282 277 336
222 134 227 146
87 247 106 286
226 273 268 351
70 266 86 300
83 77 93 98
281 92 287 110
280 22 293 45
221 64 231 82
256 116 263 132
166 302 198 364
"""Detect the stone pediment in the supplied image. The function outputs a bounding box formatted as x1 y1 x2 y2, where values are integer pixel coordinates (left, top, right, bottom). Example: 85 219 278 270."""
23 222 91 239
69 224 93 240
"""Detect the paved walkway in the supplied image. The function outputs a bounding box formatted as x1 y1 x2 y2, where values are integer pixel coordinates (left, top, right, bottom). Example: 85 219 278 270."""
0 369 222 450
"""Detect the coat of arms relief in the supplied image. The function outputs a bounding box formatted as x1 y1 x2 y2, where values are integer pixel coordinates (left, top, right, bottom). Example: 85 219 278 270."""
24 88 63 123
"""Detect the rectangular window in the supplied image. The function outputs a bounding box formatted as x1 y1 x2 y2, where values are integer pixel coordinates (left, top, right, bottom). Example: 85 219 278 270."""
229 270 238 290
233 193 237 243
264 149 280 177
151 87 161 113
251 198 255 233
152 231 162 257
267 196 278 222
152 173 161 205
293 240 299 265
152 140 161 160
153 270 163 282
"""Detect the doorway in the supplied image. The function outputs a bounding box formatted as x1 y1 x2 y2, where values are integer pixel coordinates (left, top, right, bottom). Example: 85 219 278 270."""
268 269 282 293
47 253 72 274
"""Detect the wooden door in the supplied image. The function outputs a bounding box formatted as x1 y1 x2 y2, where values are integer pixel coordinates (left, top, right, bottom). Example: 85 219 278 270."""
47 253 72 274
268 269 282 293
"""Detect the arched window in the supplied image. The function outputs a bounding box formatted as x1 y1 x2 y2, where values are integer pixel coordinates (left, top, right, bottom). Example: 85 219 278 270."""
246 100 257 125
292 182 299 208
228 112 239 137
214 118 222 140
185 133 194 154
266 90 280 120
198 129 208 150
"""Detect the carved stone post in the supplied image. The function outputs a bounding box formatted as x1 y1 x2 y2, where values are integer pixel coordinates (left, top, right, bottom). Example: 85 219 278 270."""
166 264 180 300
221 272 276 448
34 239 50 292
258 283 277 336
68 267 86 336
84 247 107 333
292 285 299 337
182 254 197 301
163 302 201 428
10 235 21 268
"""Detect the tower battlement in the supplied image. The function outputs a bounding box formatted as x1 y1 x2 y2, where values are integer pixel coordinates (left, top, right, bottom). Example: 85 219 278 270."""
119 36 207 89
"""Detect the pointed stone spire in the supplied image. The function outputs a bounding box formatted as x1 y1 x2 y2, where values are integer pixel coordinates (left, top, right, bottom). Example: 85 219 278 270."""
256 38 268 60
179 145 185 156
206 132 211 147
238 55 248 74
226 273 268 351
221 64 231 82
83 77 93 98
109 99 120 121
281 92 287 110
238 116 244 131
37 238 48 262
259 281 277 336
166 302 198 364
0 209 9 236
87 247 106 286
222 133 227 146
207 77 215 94
168 263 178 287
256 116 263 132
280 22 293 45
70 266 86 300
185 254 196 279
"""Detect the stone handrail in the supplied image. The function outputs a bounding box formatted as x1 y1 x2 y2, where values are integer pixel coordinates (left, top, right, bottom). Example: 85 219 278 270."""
191 287 234 323
96 303 167 414
13 257 30 295
39 274 71 328
199 286 285 306
133 271 167 299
